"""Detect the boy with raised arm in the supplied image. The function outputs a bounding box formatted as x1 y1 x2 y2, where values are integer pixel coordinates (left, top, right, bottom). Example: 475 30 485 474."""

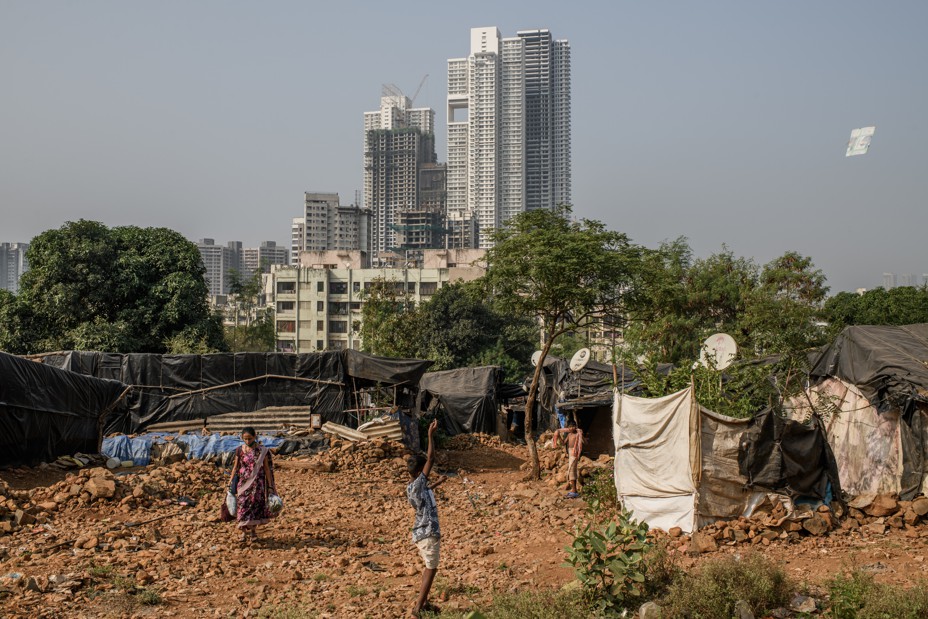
406 419 446 617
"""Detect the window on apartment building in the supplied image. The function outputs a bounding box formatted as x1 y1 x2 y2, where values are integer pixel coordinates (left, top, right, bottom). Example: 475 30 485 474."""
317 301 324 312
327 340 346 351
350 302 361 311
329 321 348 334
316 320 324 331
352 282 361 293
316 281 324 292
277 340 295 353
299 301 313 311
278 320 296 333
276 301 295 313
277 282 296 294
329 302 348 315
330 282 348 295
407 282 416 294
299 321 313 331
316 340 324 350
420 282 438 295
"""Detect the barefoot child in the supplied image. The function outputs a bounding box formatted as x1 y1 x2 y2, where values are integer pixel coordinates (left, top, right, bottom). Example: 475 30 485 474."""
553 420 584 498
406 419 446 617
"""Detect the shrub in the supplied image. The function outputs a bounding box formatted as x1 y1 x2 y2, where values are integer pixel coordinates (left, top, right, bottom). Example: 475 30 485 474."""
563 507 650 615
580 467 618 510
661 553 792 619
828 570 928 619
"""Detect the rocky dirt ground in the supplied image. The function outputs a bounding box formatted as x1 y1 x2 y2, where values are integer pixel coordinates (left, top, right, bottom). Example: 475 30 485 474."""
1 434 928 618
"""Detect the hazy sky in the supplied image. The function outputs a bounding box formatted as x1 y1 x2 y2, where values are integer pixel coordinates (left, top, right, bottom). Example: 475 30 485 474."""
2 1 926 292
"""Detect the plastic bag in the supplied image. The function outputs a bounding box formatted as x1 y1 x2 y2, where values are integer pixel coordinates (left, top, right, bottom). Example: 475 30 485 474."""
268 493 283 516
225 491 237 517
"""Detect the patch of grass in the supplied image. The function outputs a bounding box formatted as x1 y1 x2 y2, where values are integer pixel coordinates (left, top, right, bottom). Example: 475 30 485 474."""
496 562 509 571
89 563 115 578
347 584 368 597
312 572 329 582
828 570 928 619
112 575 136 591
641 538 681 599
434 578 480 597
450 589 589 619
136 587 162 606
661 553 793 619
258 604 318 619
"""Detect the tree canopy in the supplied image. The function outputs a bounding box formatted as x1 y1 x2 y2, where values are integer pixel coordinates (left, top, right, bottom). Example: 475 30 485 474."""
0 220 225 354
356 278 535 382
822 286 928 332
483 205 642 479
625 241 829 365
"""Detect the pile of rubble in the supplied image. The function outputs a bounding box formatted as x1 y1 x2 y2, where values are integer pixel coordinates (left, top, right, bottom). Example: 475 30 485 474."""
672 493 928 554
444 433 507 450
1 460 226 538
304 438 409 476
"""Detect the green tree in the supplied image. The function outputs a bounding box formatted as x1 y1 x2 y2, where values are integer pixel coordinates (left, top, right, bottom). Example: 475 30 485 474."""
1 220 225 354
483 205 641 479
356 277 422 358
225 268 276 352
822 286 928 331
740 251 828 354
625 241 757 365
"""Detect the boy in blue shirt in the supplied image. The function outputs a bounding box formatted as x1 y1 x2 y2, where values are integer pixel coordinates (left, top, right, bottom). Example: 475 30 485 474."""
406 419 446 617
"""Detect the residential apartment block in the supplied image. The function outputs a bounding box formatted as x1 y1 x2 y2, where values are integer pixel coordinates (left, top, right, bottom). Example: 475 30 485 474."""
272 248 485 353
363 91 441 257
291 193 371 264
447 27 571 248
197 239 243 297
0 242 29 293
242 241 289 276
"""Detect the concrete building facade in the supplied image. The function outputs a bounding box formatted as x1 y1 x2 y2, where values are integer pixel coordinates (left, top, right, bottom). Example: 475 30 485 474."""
0 242 30 293
197 239 243 297
272 249 485 353
243 241 289 276
293 193 371 261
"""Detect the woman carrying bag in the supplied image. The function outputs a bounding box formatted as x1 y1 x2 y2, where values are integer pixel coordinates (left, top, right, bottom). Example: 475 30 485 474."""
229 426 281 543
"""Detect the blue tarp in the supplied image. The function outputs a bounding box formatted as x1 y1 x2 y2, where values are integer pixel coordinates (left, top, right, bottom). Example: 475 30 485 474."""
102 432 284 466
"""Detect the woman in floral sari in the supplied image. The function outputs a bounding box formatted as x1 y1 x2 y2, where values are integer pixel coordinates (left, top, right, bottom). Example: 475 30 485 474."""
229 427 277 542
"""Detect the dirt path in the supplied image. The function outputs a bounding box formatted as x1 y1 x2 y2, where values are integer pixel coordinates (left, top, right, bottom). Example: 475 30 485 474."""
1 440 927 618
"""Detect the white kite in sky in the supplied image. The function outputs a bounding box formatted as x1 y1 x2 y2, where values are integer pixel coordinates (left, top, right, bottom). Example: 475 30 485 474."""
846 126 876 157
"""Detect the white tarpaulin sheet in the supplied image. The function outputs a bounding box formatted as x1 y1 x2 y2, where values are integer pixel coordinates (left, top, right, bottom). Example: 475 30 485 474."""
614 387 697 533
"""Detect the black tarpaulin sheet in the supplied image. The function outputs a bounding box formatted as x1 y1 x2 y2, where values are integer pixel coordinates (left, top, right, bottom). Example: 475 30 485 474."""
738 408 842 501
419 366 500 435
0 352 127 465
343 349 433 386
40 351 346 434
809 324 928 409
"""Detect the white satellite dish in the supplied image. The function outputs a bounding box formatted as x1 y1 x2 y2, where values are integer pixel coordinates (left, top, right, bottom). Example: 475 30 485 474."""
531 350 543 367
846 126 875 157
569 348 592 372
698 333 738 370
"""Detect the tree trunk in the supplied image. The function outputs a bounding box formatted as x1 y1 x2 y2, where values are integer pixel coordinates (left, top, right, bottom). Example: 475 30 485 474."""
522 337 555 481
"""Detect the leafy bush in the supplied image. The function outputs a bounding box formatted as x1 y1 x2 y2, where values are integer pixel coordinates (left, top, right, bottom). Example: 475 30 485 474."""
563 508 650 614
580 467 618 510
661 553 792 619
828 570 928 619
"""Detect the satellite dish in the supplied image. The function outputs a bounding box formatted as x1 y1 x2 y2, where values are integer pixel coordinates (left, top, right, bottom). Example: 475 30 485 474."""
846 126 875 157
531 350 543 367
569 348 592 372
698 333 738 370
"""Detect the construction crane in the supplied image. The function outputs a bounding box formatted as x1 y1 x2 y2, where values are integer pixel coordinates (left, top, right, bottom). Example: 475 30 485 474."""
410 74 429 106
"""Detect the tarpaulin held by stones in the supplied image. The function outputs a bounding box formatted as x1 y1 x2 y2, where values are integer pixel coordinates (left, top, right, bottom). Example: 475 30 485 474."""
418 366 501 436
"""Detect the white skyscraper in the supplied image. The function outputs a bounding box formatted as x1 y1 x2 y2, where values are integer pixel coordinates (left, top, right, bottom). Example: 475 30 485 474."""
447 27 571 248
